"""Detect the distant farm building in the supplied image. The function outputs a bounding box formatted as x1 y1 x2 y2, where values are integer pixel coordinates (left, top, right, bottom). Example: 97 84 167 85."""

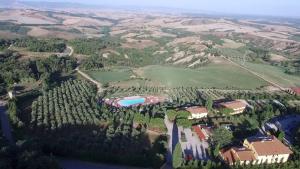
220 135 293 165
219 100 247 115
186 106 208 119
290 87 300 95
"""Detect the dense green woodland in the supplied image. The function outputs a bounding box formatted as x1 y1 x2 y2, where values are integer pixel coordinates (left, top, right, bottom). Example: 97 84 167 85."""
69 38 121 55
14 38 66 53
0 49 76 95
0 22 30 35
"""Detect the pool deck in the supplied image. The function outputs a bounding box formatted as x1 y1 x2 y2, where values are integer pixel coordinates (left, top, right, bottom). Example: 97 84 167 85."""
104 95 166 107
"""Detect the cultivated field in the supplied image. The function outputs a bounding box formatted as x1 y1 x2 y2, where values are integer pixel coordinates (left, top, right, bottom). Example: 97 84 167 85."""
86 70 132 84
140 65 267 88
243 63 300 87
88 64 268 89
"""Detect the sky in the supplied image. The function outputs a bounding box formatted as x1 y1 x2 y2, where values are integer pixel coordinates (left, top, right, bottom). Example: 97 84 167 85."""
24 0 300 17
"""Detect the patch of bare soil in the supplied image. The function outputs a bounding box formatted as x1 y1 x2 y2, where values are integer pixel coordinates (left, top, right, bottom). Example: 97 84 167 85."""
150 30 177 38
0 31 20 39
102 53 109 58
181 18 217 26
221 39 245 49
264 85 282 92
188 59 201 67
121 33 139 39
208 55 230 65
167 36 201 47
171 51 185 61
270 53 289 62
132 68 144 77
0 9 58 24
173 55 195 65
121 38 158 49
12 47 54 60
152 50 168 55
27 27 81 40
110 29 128 36
62 17 113 27
74 54 89 62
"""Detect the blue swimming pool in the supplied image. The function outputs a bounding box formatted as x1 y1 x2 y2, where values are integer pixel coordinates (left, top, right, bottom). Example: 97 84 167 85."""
118 98 146 107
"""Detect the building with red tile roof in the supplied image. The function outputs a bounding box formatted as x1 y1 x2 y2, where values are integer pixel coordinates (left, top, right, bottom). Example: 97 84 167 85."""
220 147 256 165
186 106 208 119
192 126 206 141
220 135 293 165
219 100 247 115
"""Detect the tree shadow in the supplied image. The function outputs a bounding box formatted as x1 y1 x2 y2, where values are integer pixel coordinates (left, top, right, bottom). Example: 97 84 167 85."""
172 121 179 153
19 121 168 168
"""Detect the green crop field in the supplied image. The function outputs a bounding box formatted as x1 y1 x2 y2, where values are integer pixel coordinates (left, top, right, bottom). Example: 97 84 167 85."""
86 70 132 84
243 62 300 87
88 63 299 89
139 64 267 89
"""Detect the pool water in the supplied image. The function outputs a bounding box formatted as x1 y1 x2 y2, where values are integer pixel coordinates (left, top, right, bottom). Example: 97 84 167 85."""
118 98 146 107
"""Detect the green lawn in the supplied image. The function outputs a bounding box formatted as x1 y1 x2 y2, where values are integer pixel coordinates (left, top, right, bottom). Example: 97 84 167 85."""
140 64 267 89
243 62 300 87
86 70 132 84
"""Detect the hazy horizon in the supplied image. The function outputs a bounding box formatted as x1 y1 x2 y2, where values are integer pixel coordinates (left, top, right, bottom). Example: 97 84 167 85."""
20 0 300 18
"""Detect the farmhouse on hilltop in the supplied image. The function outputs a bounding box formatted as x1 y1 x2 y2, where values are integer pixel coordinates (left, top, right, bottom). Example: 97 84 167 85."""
291 87 300 96
186 106 208 119
219 100 247 115
220 136 293 165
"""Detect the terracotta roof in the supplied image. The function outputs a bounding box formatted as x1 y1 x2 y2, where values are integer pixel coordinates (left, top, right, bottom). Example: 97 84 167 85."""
186 106 208 114
220 100 246 109
221 147 256 164
232 147 256 161
192 126 206 140
292 87 300 95
247 136 293 156
220 148 238 164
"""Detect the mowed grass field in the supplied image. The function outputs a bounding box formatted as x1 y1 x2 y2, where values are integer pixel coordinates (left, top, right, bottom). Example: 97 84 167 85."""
86 70 132 84
243 62 300 87
139 64 267 89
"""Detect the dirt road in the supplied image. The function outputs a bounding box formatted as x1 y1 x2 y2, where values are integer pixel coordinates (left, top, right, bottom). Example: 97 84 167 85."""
76 67 103 93
222 56 285 90
67 46 74 56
